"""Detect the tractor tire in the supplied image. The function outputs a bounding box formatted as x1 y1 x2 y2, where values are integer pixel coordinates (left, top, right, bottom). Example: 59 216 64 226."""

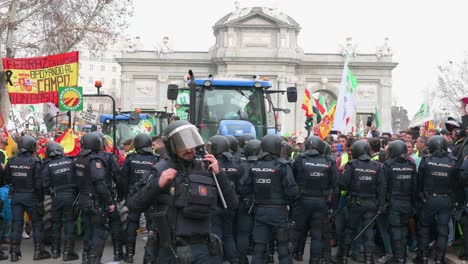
42 195 53 245
118 201 129 245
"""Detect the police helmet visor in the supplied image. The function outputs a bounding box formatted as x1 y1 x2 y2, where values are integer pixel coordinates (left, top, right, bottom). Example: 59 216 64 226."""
167 124 204 153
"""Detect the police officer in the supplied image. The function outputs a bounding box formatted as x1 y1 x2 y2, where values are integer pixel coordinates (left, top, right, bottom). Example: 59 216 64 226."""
235 134 255 161
383 140 417 264
4 135 51 262
121 133 160 263
417 136 460 264
292 136 338 264
237 139 261 264
127 120 238 264
95 132 124 261
42 142 79 261
207 135 241 264
460 157 468 260
338 140 385 264
75 133 116 264
240 134 298 264
226 135 239 157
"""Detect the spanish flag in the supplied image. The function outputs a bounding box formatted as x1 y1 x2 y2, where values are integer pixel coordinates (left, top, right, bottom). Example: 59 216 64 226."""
318 102 337 139
55 128 80 157
302 89 313 117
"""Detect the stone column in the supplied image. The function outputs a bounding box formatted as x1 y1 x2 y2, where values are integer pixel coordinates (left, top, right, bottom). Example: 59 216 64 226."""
158 75 168 110
379 79 392 133
121 73 133 110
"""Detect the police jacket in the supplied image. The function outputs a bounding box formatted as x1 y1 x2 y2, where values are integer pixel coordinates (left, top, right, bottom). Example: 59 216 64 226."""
233 148 246 162
239 152 298 206
417 152 460 201
217 152 242 195
292 149 338 198
461 158 468 186
383 157 417 203
4 152 43 199
42 156 76 193
127 156 239 237
97 151 121 191
74 151 113 206
121 149 159 196
338 157 386 206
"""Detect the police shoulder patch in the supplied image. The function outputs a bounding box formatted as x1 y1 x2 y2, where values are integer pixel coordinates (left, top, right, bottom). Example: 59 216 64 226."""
96 162 102 169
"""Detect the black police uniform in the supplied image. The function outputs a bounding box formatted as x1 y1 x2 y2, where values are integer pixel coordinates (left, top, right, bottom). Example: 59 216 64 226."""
75 135 114 264
121 148 159 263
4 136 50 262
42 144 78 260
383 155 417 263
338 142 385 264
212 151 242 264
417 150 460 263
292 147 338 264
240 135 298 264
236 139 261 264
128 154 239 264
460 157 468 260
97 150 125 261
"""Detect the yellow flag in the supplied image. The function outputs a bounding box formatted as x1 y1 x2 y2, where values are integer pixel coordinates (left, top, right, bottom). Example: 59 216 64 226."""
5 130 17 157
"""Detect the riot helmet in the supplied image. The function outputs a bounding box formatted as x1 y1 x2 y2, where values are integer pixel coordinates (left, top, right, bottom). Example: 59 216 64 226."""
93 131 110 150
18 135 37 153
46 142 64 158
133 133 153 153
164 120 204 155
428 135 447 153
207 135 230 156
388 140 407 158
81 132 102 152
239 134 255 148
305 136 325 154
225 135 239 153
245 139 261 158
351 140 371 160
260 134 283 157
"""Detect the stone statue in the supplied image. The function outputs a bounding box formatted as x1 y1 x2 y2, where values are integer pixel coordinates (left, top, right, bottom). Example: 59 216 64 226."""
338 37 358 58
155 36 174 55
376 37 393 58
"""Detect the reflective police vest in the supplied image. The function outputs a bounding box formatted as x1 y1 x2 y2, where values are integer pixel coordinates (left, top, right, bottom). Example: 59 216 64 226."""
252 160 285 205
387 158 416 198
300 155 332 197
45 156 75 192
422 155 457 195
0 149 8 165
349 160 381 198
8 155 37 193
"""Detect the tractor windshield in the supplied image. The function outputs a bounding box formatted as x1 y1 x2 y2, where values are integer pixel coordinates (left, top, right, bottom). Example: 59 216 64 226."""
200 87 264 139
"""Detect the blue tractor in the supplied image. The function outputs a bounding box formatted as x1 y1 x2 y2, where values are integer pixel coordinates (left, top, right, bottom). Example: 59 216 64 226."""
167 71 297 140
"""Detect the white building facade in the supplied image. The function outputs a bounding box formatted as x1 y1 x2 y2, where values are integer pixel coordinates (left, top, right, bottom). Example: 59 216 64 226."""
117 7 397 135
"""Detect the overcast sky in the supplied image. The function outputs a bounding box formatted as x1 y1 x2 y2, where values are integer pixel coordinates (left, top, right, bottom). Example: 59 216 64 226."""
128 0 468 117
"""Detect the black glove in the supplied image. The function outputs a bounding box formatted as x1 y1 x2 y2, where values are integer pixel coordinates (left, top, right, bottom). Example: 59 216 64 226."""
378 206 386 214
175 245 193 264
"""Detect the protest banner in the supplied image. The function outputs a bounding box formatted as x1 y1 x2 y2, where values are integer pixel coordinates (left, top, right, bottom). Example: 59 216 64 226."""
2 51 79 104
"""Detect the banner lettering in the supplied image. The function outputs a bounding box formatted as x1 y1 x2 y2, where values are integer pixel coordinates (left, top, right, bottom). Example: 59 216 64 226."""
2 51 79 104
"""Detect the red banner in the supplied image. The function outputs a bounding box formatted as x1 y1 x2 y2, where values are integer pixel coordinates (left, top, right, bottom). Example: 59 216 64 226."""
2 51 79 104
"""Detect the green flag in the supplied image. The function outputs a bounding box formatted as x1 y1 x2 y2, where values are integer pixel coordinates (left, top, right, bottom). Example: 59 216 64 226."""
318 96 327 112
346 66 358 93
374 106 381 129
